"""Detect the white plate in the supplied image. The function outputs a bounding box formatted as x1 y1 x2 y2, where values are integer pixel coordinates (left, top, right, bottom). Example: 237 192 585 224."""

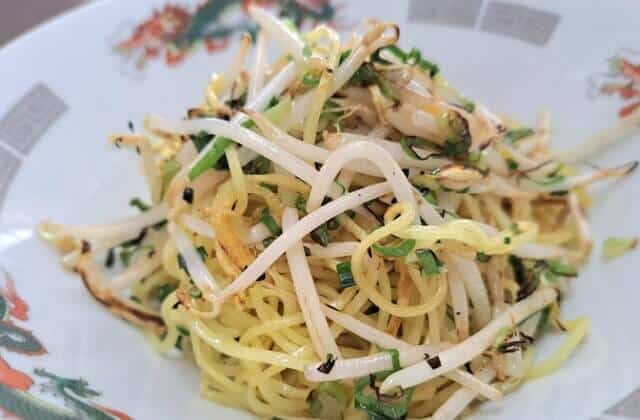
0 0 639 419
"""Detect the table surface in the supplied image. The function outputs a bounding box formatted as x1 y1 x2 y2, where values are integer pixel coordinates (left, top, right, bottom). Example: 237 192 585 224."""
0 0 85 46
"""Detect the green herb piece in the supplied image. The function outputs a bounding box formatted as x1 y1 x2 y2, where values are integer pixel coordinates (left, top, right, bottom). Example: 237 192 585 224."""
386 349 401 371
354 374 414 420
339 49 352 64
504 128 534 144
302 71 321 87
349 63 378 87
372 239 416 257
312 223 331 247
417 187 438 206
603 237 638 260
416 249 443 276
327 218 340 230
504 237 512 245
461 99 476 113
244 155 272 174
302 44 312 58
506 158 519 171
189 131 214 152
161 159 181 189
155 283 177 302
120 245 154 267
418 58 439 77
308 382 349 420
176 326 190 336
476 252 492 263
260 208 282 236
262 237 275 248
546 261 578 277
188 137 233 180
337 262 355 289
400 137 440 161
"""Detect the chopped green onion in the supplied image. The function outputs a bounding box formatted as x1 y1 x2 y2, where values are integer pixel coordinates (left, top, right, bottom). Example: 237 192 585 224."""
302 44 312 58
337 262 355 289
176 326 190 336
161 159 181 189
476 251 492 263
260 208 282 236
354 374 414 420
189 98 292 180
349 63 378 87
417 186 438 206
339 49 352 64
327 218 340 230
129 197 150 212
443 137 470 157
504 128 534 144
506 158 519 171
603 237 638 260
188 137 233 180
383 45 407 61
372 239 416 257
418 58 439 77
302 72 321 87
262 237 275 248
416 249 443 276
400 137 440 160
461 99 476 113
244 155 272 174
120 245 154 267
386 349 401 371
156 283 177 302
312 223 331 247
546 260 578 277
308 382 349 420
189 131 214 152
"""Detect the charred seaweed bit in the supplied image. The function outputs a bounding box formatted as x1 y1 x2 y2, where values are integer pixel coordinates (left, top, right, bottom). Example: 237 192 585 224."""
182 187 195 204
364 302 380 315
224 91 247 110
177 253 190 277
121 228 148 248
81 240 91 254
425 355 442 369
105 248 116 268
127 120 135 132
464 362 474 374
196 246 208 261
256 273 266 282
317 353 337 374
129 197 151 212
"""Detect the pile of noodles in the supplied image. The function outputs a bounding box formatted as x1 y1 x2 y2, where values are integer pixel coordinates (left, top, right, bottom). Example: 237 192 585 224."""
40 6 638 420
